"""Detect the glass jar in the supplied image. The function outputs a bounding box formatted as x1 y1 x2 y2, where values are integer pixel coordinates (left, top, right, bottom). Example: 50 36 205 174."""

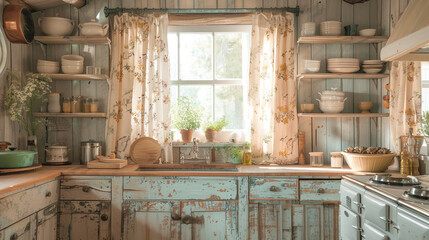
62 97 71 113
309 152 324 167
90 98 98 113
330 152 343 168
84 98 91 113
70 96 79 113
48 93 61 113
242 145 252 165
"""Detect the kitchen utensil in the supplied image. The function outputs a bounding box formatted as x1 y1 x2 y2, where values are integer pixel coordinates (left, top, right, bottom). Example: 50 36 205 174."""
309 152 324 167
48 93 61 113
79 19 109 36
129 137 162 164
344 24 359 36
341 152 396 172
3 5 35 44
87 160 127 169
0 151 36 168
358 101 373 113
38 17 75 36
359 28 376 36
81 141 102 164
45 146 70 165
300 103 315 113
304 60 320 73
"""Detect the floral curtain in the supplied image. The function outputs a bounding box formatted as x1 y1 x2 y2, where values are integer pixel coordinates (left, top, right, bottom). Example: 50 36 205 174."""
390 61 422 152
106 13 171 160
248 13 298 165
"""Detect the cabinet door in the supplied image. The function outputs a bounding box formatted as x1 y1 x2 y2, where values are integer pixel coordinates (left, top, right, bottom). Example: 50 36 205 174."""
36 204 57 240
59 201 110 240
181 201 237 240
123 200 181 240
340 205 361 240
0 214 37 240
249 203 338 240
397 207 429 239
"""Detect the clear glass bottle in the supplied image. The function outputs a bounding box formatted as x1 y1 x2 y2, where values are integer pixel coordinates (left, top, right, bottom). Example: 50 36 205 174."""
400 142 410 175
243 145 252 165
407 128 420 176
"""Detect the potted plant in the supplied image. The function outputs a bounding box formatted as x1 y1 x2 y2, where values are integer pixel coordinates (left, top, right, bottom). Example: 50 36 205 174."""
422 111 429 154
171 96 203 143
202 115 229 142
4 72 52 150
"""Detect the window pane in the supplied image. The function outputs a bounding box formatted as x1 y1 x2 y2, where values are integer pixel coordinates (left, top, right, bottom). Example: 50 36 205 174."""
423 87 429 112
215 85 244 129
170 85 178 106
179 33 213 80
168 33 178 80
180 85 213 118
215 33 244 80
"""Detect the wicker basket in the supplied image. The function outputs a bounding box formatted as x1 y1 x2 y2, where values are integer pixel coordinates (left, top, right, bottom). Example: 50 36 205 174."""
341 152 396 172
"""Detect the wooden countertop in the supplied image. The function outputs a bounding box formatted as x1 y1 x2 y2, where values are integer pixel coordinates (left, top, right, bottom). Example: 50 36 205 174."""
0 164 374 196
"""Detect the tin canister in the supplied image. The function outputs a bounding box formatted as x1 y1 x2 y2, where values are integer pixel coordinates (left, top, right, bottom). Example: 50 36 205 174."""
81 140 102 164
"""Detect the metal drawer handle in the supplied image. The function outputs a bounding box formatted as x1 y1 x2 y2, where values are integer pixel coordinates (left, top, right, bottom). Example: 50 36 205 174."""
10 233 18 240
181 215 192 224
171 213 181 221
101 214 108 221
82 186 90 192
317 188 325 193
393 224 400 232
269 186 281 192
45 191 51 197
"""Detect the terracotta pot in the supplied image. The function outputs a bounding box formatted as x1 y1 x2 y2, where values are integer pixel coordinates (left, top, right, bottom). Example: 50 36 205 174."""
180 129 194 143
205 129 218 142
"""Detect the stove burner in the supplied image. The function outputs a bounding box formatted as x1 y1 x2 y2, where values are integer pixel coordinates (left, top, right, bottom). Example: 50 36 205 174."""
369 174 420 186
404 186 429 200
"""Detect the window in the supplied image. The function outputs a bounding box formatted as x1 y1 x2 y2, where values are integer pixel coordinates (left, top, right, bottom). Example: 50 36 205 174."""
168 25 251 130
422 62 429 113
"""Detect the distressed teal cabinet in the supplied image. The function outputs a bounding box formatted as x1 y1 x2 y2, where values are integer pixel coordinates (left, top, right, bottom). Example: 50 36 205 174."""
248 177 340 240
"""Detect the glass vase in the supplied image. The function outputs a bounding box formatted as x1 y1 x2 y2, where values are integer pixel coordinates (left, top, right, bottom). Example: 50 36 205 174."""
27 135 38 165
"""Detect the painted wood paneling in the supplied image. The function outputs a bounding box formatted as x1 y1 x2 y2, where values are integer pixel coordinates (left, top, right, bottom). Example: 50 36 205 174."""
249 177 299 200
60 179 112 200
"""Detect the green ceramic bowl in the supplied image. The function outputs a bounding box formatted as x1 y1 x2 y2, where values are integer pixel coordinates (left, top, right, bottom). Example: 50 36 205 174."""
0 151 37 168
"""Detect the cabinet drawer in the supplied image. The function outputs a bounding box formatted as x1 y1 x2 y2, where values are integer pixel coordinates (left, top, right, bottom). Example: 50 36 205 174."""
60 179 111 200
300 180 340 201
123 176 237 200
249 177 298 200
0 180 58 230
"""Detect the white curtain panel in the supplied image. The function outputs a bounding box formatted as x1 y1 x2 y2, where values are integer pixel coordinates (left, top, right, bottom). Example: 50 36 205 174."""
248 13 298 165
390 61 422 152
106 13 172 160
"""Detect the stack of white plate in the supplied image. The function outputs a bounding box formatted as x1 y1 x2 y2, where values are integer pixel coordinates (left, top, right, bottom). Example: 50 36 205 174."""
61 55 84 74
301 22 316 36
320 21 341 36
327 58 360 73
361 60 383 73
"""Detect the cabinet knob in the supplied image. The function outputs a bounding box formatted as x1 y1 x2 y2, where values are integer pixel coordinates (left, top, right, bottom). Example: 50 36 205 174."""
45 191 52 197
10 233 18 240
101 214 109 221
269 186 281 192
317 188 325 193
82 186 90 192
181 215 192 224
171 213 181 221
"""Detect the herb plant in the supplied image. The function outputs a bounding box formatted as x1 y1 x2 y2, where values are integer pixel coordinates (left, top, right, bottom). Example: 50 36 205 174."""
202 115 229 131
171 96 203 130
4 72 52 136
422 111 429 137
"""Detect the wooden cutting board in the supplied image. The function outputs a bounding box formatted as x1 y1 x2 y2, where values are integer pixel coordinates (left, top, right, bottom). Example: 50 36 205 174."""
129 137 162 164
87 160 127 169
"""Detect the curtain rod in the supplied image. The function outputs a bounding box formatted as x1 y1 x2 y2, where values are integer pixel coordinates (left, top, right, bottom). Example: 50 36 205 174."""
103 6 300 17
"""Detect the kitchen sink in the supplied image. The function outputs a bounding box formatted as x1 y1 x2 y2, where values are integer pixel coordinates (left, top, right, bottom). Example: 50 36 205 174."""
136 163 239 172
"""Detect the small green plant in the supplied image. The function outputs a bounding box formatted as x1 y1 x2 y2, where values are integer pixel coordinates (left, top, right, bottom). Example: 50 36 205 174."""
4 72 52 136
202 115 229 131
421 111 429 137
171 96 203 130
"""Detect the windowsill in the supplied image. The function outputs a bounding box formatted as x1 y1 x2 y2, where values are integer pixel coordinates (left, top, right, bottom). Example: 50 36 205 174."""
172 142 246 148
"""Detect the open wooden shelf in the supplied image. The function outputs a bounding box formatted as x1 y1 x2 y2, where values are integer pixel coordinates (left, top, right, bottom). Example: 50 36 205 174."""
298 113 389 118
34 36 110 45
44 74 109 81
34 113 107 118
297 36 389 44
297 73 389 80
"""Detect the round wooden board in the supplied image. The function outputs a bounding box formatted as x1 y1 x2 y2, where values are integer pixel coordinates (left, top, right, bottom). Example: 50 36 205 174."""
129 137 162 164
0 165 42 174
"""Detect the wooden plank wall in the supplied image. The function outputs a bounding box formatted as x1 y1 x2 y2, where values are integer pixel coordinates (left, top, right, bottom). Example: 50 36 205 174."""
0 0 411 163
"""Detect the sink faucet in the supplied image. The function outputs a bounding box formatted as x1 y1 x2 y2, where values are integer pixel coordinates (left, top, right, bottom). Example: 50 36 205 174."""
179 138 210 164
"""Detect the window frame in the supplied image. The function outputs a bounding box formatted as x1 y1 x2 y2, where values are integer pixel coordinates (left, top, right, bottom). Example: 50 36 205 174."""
168 25 251 130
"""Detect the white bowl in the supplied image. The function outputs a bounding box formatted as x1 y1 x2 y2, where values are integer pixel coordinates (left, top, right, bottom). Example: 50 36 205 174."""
62 61 84 66
320 88 345 97
359 28 376 37
363 60 383 65
38 17 75 36
37 64 60 74
319 101 345 113
363 68 382 74
37 59 59 66
62 65 84 74
61 54 84 62
320 95 345 101
304 60 320 73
